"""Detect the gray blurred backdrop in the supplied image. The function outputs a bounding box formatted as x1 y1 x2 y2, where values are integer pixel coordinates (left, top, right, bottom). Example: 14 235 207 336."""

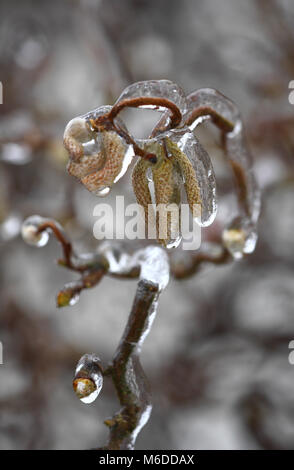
0 0 294 449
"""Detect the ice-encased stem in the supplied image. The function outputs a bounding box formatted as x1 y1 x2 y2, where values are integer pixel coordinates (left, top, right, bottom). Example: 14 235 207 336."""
184 88 260 225
102 246 169 450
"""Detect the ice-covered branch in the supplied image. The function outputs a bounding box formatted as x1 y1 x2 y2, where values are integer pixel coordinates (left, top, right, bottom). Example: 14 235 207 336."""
101 247 169 449
102 280 159 450
21 216 170 448
183 88 261 259
170 242 232 280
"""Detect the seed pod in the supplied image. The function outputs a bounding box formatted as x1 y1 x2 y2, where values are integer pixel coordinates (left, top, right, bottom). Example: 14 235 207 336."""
81 131 127 195
152 152 182 248
63 117 106 179
165 137 201 220
132 157 153 236
63 111 132 196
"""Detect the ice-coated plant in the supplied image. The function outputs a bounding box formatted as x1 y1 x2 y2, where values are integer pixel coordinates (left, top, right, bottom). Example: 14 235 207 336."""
22 80 260 450
63 80 260 255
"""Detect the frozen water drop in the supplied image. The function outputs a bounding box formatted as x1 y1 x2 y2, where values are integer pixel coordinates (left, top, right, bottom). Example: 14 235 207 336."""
0 213 21 241
69 292 80 306
73 354 103 404
21 215 49 247
222 217 258 259
1 143 32 165
57 285 81 308
95 187 111 197
222 228 246 260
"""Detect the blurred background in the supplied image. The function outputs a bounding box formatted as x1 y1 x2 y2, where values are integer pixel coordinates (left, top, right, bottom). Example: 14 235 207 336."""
0 0 294 450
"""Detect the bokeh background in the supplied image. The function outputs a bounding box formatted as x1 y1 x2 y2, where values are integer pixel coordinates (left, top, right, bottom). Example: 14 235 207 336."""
1 0 294 450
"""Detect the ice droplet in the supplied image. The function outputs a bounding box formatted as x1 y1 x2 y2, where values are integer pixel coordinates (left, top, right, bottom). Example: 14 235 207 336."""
69 292 80 306
1 143 32 165
73 354 103 404
57 284 81 308
222 217 257 259
21 215 49 247
94 186 111 197
0 213 21 241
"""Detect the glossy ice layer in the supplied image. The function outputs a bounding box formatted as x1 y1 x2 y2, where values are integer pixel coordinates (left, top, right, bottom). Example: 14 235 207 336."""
73 354 103 404
143 139 183 248
114 80 187 130
136 246 170 291
21 215 49 247
185 88 239 131
222 216 258 259
64 105 133 196
167 128 217 227
184 88 260 227
226 122 261 225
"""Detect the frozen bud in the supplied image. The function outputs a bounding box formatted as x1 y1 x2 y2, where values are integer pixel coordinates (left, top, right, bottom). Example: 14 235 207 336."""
73 378 97 400
21 215 49 247
73 354 103 404
56 285 80 308
222 217 257 260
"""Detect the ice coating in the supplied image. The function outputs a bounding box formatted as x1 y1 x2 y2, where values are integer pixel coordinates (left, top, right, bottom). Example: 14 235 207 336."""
63 83 260 257
226 122 260 225
182 88 260 256
73 353 103 404
56 283 81 307
184 88 260 224
114 80 187 130
64 105 133 196
167 128 217 227
21 215 49 247
97 242 135 275
135 246 170 291
98 243 170 291
145 140 182 248
222 216 258 259
184 88 239 131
